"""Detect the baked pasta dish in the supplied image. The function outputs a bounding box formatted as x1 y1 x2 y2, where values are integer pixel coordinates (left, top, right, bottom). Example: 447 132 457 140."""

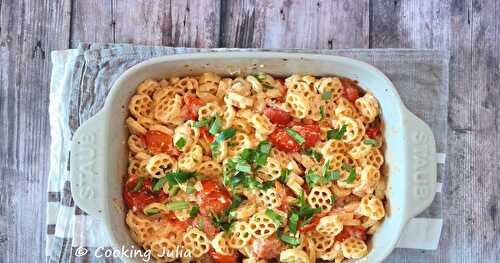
124 72 386 263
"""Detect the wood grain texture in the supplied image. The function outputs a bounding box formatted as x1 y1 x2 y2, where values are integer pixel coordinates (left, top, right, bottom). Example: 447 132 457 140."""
0 1 71 263
70 0 114 47
0 47 9 263
220 0 369 48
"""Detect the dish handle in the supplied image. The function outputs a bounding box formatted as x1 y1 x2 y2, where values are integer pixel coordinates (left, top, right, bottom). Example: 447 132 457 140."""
404 110 438 219
70 113 105 217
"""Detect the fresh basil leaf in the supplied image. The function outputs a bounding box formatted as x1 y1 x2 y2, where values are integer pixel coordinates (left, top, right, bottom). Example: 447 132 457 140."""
321 91 332 100
175 137 186 149
363 139 379 146
166 201 189 210
144 207 162 216
305 169 320 187
288 212 300 234
235 162 252 174
265 209 283 225
189 205 200 218
286 128 305 145
209 115 222 135
327 125 347 140
132 177 144 192
276 228 300 246
280 169 290 184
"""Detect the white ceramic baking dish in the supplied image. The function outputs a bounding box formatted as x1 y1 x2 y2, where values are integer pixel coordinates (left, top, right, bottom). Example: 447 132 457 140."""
70 52 437 263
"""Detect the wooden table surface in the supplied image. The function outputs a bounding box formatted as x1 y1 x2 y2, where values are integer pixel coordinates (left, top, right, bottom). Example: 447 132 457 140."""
0 0 498 262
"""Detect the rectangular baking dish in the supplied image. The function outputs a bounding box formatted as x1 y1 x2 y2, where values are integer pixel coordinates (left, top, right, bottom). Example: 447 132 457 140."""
70 52 437 262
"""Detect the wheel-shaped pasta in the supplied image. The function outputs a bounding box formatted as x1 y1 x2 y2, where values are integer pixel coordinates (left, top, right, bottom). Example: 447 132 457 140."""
177 145 203 172
348 143 372 160
280 248 310 263
150 238 178 262
337 167 362 189
314 77 343 100
128 134 147 154
335 117 365 144
125 211 161 244
129 94 153 119
154 94 183 125
221 104 236 129
316 215 343 236
257 188 280 208
227 133 252 156
146 153 177 178
199 72 221 84
248 213 278 238
359 148 384 169
198 102 222 121
307 186 333 212
360 165 381 190
153 87 185 103
319 241 343 261
283 93 310 119
137 79 160 98
228 221 253 248
341 237 368 259
196 161 223 177
355 93 379 123
358 195 385 220
232 201 257 220
182 228 210 257
174 77 198 94
137 116 156 130
211 232 232 255
325 153 351 171
224 92 254 109
310 233 335 253
128 158 148 177
126 117 147 135
250 113 275 135
256 157 281 181
321 140 349 158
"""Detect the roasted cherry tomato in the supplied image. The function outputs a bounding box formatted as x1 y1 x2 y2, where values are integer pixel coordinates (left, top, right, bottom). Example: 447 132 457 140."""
198 179 232 214
264 108 292 125
366 127 380 139
251 236 284 259
291 124 321 149
184 95 204 120
209 249 238 263
340 77 361 102
123 176 167 211
144 130 179 156
200 127 215 142
269 128 301 152
335 226 367 242
192 216 220 239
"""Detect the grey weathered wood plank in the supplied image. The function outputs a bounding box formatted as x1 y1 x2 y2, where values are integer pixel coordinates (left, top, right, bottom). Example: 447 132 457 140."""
0 0 71 262
0 46 10 263
220 0 369 48
70 0 114 47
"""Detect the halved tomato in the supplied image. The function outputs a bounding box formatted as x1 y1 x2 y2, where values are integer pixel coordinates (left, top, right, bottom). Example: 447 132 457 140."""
123 176 167 211
340 77 361 102
335 226 367 242
263 108 291 125
269 128 300 152
198 179 232 214
291 124 321 149
144 130 179 156
184 95 204 120
366 127 380 139
208 249 238 263
251 236 284 259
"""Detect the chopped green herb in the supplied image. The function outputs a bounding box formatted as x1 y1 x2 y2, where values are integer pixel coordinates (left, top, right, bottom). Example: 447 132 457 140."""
152 176 168 192
265 209 284 224
166 201 189 210
240 148 256 161
330 194 336 204
189 205 200 218
185 182 194 194
253 72 267 81
263 83 275 90
342 164 357 184
298 190 307 207
321 91 332 100
327 125 347 140
288 212 300 234
198 218 205 230
324 170 341 182
209 115 222 135
364 139 379 146
132 177 144 192
235 162 252 174
210 142 220 156
168 185 179 195
193 118 209 128
214 128 237 143
321 159 330 178
304 149 321 162
286 128 305 145
255 140 272 167
276 228 300 246
305 169 321 187
144 207 162 216
175 137 186 149
320 106 325 119
212 214 233 232
280 169 290 184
